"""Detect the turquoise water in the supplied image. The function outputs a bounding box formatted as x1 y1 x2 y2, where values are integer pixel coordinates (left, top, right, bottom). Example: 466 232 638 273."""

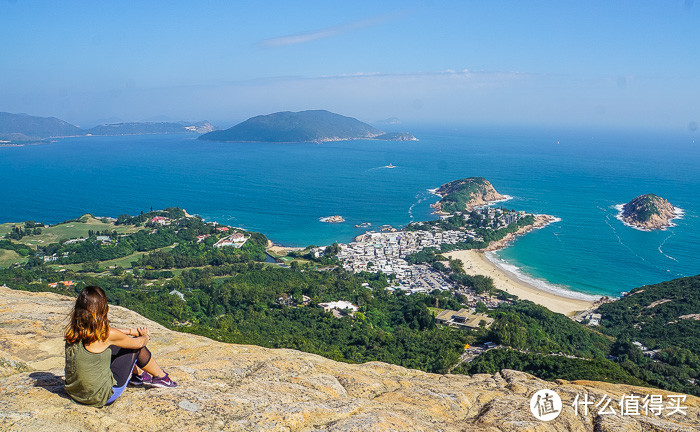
1 127 698 297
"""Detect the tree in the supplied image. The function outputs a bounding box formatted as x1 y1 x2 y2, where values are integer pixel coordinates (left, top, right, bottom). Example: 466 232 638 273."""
82 261 99 273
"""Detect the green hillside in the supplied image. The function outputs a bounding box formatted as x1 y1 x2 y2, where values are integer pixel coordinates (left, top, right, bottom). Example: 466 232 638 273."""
199 110 384 143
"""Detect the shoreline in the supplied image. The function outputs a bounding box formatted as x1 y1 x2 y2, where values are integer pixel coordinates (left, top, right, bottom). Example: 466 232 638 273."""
445 249 600 316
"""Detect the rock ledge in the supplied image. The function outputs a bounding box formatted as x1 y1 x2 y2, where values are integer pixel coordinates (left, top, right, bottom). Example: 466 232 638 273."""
0 286 697 431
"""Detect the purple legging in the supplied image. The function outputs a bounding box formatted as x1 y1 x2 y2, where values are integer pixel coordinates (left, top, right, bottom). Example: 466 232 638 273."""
105 345 151 405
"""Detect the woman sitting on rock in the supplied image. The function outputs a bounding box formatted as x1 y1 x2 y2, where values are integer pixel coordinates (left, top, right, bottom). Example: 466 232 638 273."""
64 285 176 407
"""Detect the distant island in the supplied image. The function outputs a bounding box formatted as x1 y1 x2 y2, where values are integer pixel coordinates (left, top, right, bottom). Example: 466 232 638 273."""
0 111 214 145
431 177 508 213
86 121 214 136
0 112 85 145
198 110 417 143
617 194 679 231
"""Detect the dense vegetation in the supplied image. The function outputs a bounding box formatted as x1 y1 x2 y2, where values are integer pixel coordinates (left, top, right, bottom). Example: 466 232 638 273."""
454 349 646 386
434 177 498 213
0 239 32 256
595 275 700 395
1 209 696 396
486 302 611 357
0 264 468 373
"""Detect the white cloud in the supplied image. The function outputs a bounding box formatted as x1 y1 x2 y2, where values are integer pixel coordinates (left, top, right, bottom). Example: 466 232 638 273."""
258 14 395 48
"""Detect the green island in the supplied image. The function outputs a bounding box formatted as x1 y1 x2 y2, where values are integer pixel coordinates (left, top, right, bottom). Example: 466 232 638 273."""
198 110 416 143
620 193 678 231
431 177 507 213
1 206 697 397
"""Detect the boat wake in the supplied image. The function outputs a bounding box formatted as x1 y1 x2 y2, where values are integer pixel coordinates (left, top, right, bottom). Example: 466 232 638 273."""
602 206 648 263
367 164 399 171
658 233 678 262
408 190 434 221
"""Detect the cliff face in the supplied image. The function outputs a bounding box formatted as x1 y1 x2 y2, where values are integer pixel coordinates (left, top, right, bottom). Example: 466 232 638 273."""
1 286 698 432
433 177 507 213
621 194 677 231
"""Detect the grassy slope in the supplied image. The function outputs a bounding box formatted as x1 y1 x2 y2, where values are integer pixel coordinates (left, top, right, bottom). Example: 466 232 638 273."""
0 249 22 267
0 216 143 267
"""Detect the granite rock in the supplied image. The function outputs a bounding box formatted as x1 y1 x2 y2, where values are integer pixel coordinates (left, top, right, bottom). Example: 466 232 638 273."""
0 286 697 431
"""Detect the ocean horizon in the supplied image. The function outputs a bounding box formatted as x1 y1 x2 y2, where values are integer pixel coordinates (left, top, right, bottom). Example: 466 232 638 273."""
2 126 698 298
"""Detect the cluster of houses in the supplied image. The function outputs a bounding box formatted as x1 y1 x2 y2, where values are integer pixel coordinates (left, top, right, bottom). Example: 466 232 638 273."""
437 208 525 229
387 264 456 294
150 216 170 226
214 232 248 248
337 229 476 278
317 300 359 318
48 280 75 289
276 293 311 307
434 308 494 329
633 341 660 359
454 288 512 309
274 295 358 319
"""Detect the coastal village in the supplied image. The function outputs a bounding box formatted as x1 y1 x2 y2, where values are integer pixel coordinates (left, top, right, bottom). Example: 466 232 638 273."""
315 206 539 323
334 206 529 291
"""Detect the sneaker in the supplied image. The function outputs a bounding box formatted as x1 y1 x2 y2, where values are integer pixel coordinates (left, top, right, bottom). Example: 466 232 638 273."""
129 371 152 386
150 372 177 388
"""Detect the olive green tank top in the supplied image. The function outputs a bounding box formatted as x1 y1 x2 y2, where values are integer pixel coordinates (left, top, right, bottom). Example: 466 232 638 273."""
64 340 116 407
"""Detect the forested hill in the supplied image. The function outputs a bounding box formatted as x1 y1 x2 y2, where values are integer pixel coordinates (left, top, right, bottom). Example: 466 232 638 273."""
433 177 507 213
595 275 699 395
0 112 85 141
596 275 700 352
198 110 415 143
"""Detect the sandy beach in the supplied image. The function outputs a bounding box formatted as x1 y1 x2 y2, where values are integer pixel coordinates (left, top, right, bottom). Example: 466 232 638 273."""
445 249 597 316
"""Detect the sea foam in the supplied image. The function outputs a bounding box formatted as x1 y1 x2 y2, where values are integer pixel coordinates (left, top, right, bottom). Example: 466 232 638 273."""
485 251 602 301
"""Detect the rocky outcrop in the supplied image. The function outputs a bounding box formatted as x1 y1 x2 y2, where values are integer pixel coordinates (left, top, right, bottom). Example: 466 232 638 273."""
1 286 698 431
619 194 678 231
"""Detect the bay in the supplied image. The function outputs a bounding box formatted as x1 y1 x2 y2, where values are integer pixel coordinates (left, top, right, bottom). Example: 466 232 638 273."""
1 126 698 297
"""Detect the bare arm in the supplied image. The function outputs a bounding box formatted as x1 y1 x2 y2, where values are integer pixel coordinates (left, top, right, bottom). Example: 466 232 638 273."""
107 326 150 349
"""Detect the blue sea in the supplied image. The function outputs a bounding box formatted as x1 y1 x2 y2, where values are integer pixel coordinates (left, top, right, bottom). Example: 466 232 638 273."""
1 127 698 298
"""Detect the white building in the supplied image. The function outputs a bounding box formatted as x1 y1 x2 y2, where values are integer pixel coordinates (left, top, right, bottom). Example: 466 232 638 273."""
214 232 248 248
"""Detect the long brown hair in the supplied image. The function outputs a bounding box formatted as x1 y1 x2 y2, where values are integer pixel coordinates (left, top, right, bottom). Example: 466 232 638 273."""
65 285 110 344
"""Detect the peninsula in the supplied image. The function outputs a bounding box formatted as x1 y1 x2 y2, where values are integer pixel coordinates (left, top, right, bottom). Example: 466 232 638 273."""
86 120 214 136
198 110 416 143
431 177 508 213
618 194 679 231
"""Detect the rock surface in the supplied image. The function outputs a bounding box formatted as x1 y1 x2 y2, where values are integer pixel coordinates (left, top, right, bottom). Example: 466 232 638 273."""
620 194 678 231
1 286 698 431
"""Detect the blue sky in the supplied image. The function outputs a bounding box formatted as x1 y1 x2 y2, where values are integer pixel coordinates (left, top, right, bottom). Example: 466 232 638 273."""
1 1 699 129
